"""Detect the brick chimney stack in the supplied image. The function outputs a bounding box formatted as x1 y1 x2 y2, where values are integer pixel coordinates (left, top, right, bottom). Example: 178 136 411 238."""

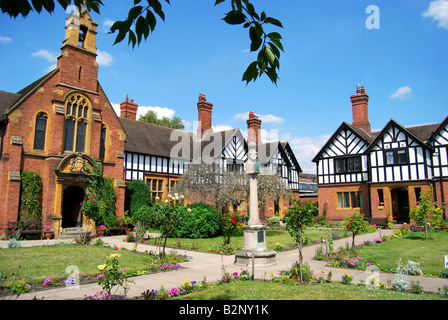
197 94 213 140
350 85 371 136
120 96 138 120
246 111 262 145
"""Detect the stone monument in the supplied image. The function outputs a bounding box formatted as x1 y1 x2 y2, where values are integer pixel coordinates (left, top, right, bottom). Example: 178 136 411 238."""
234 142 277 266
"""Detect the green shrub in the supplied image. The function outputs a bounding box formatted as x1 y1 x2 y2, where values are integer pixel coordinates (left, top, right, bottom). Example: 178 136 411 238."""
288 262 313 282
125 180 152 217
175 203 222 239
133 205 159 229
267 216 282 229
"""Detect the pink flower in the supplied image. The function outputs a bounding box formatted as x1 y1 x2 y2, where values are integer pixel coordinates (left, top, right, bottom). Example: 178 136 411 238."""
42 278 51 286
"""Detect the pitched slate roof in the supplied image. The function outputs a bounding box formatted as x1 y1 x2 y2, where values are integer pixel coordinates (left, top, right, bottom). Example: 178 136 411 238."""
119 117 193 160
0 90 20 118
0 69 59 118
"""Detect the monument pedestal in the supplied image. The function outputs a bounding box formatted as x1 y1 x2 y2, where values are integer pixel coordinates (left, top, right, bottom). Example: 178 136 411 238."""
234 225 277 267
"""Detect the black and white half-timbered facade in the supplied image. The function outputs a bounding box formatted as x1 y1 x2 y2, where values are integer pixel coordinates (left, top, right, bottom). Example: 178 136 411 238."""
118 94 304 220
313 86 448 223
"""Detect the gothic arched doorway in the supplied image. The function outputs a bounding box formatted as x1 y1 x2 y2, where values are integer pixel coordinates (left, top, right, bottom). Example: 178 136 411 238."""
62 185 85 228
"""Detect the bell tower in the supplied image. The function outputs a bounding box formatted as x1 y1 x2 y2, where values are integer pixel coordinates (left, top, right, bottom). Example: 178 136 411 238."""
57 7 99 92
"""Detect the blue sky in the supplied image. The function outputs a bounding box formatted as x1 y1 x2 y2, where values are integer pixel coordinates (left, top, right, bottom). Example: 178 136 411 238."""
1 0 447 173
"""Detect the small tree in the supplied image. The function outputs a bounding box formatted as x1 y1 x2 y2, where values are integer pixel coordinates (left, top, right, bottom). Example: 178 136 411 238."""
284 199 315 282
221 212 240 246
410 187 441 240
344 213 368 250
153 194 185 258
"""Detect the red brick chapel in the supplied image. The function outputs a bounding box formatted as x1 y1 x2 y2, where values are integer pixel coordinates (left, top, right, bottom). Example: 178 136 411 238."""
0 9 126 237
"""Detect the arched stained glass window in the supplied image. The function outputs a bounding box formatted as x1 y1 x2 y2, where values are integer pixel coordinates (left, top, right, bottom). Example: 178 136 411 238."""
34 112 48 150
63 93 90 153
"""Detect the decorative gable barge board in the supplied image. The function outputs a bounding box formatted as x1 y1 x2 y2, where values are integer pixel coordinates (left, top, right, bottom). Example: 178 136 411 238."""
315 123 370 185
429 116 448 178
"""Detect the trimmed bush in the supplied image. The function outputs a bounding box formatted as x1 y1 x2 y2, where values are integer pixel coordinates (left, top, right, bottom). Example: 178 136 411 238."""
175 203 222 239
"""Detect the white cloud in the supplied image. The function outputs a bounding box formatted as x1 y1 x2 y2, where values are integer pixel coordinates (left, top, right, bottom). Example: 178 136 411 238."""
97 50 114 66
102 18 115 33
31 49 57 62
138 106 176 119
389 86 412 99
423 0 448 30
0 36 12 44
212 124 234 132
111 103 120 116
233 111 284 124
283 134 331 174
112 102 177 120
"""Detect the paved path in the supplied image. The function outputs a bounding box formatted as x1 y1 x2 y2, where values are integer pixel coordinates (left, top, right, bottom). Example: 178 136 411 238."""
2 230 448 300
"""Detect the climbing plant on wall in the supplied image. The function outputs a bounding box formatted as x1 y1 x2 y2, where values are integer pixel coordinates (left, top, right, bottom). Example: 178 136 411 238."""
19 171 42 224
81 157 118 229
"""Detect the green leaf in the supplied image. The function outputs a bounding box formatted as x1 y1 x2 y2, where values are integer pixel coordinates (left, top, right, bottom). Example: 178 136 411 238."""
265 17 283 28
146 10 157 31
136 15 149 42
214 0 225 5
128 30 137 47
242 61 259 85
264 45 275 65
223 10 246 25
128 5 143 20
249 26 262 52
31 0 43 13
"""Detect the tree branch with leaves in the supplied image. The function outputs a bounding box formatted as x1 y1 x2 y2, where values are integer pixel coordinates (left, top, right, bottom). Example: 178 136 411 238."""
1 0 284 85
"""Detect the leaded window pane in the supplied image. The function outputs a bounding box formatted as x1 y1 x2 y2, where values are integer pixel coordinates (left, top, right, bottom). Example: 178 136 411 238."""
34 113 47 150
64 118 76 151
76 120 86 153
99 125 106 160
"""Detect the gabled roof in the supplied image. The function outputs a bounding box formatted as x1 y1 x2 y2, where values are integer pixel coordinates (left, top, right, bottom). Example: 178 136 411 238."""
120 117 193 160
0 69 59 117
365 118 432 153
0 91 21 119
199 128 247 160
418 116 448 146
281 141 303 173
312 121 372 163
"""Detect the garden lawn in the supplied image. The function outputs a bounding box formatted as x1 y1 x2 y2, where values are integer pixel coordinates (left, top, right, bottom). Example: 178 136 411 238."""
171 281 446 300
359 231 448 276
146 228 332 252
0 244 162 284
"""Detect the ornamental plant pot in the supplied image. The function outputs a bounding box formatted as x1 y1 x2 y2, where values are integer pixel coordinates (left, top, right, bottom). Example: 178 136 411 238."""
44 231 54 239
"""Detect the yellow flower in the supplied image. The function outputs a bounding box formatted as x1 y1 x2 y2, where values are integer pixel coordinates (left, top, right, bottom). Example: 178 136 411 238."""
107 266 113 271
108 254 121 261
98 264 106 271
